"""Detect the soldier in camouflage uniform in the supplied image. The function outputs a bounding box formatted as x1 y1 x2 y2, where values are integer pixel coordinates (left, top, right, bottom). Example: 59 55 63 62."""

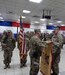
29 31 34 39
29 29 44 75
42 32 50 41
51 27 63 75
1 30 15 69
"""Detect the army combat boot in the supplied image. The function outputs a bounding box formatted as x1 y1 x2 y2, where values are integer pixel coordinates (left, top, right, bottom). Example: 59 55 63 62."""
7 63 11 68
51 72 58 75
4 65 8 69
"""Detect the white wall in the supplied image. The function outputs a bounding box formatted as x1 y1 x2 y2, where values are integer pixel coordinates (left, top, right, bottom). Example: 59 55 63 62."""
0 26 20 34
0 24 53 34
24 24 46 33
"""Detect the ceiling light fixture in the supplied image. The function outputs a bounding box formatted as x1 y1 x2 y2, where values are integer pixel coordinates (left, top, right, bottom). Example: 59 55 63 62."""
0 17 3 19
18 16 26 21
22 16 26 18
61 24 65 26
29 0 42 3
35 21 39 23
23 10 31 13
57 21 62 23
0 19 4 21
49 23 53 25
40 18 46 21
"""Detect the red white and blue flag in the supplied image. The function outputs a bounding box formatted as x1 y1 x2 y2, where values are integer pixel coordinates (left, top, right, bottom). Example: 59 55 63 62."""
19 16 26 59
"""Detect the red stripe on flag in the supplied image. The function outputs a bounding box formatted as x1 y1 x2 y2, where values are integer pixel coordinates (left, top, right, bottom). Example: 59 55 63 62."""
20 29 23 33
19 32 23 38
22 33 26 54
19 28 26 59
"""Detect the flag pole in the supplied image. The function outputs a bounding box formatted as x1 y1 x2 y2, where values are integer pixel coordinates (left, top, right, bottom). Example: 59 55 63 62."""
17 25 18 48
17 15 21 49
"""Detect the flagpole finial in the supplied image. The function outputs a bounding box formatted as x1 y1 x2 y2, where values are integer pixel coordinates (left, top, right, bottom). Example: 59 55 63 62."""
20 15 22 18
20 15 23 29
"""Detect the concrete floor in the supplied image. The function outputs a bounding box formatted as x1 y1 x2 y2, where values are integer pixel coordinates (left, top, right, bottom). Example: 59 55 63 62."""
0 43 65 75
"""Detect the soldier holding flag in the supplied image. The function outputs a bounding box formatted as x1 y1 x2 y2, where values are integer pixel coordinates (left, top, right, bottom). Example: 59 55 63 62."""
18 16 27 67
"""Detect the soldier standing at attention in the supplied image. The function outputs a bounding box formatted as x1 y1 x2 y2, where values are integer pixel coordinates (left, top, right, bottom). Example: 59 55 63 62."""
29 29 44 75
51 27 63 75
1 30 15 69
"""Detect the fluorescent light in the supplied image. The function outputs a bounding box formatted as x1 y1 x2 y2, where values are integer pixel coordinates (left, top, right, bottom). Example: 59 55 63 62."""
0 17 3 19
23 10 31 13
31 22 34 24
29 0 42 3
35 21 39 23
0 19 4 21
22 16 26 18
61 24 65 26
18 16 26 21
40 18 46 21
49 23 53 25
57 21 62 23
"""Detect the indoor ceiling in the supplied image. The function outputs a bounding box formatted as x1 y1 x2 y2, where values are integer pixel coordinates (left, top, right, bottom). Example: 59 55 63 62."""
0 0 65 24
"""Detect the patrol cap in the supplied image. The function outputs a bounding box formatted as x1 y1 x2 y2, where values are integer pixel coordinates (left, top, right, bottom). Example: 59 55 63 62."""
34 29 41 33
3 30 7 33
3 30 7 34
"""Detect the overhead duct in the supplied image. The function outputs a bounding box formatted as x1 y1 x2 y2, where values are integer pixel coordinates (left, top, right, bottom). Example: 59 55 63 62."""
42 10 51 19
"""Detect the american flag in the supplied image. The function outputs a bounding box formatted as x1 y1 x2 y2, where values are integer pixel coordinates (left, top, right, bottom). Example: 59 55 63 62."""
19 16 26 59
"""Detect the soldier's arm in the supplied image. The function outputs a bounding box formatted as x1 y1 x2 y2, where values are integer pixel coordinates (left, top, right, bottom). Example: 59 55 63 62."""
35 37 45 50
58 34 63 48
52 33 63 48
1 35 7 47
12 38 16 50
53 42 60 47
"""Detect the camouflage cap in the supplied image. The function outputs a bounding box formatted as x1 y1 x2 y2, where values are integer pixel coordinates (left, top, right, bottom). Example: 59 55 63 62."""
3 30 7 34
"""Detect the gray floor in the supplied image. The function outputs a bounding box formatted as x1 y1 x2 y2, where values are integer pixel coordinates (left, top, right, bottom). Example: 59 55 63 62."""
0 43 65 75
59 45 65 75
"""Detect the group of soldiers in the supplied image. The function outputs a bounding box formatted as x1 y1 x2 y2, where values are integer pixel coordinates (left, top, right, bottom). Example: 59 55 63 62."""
0 27 63 75
27 27 63 75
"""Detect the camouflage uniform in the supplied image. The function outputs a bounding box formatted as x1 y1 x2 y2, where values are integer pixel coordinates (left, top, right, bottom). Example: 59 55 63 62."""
29 32 34 39
1 30 15 69
51 31 63 75
29 29 44 75
1 31 7 50
43 33 50 41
